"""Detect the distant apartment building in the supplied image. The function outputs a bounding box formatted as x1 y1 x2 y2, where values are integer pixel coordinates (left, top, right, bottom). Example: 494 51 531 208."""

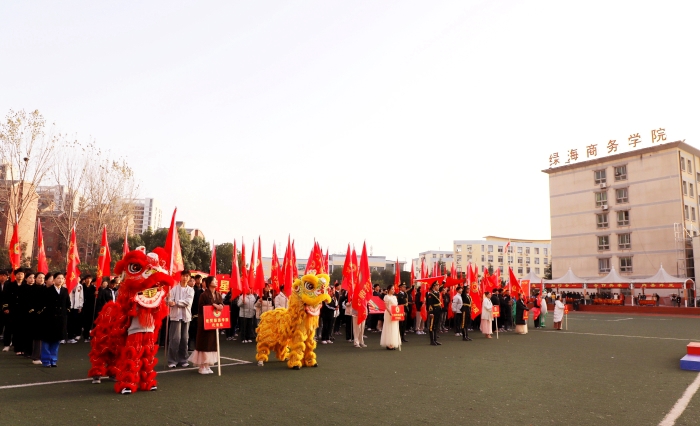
412 250 454 277
543 140 697 280
453 236 551 279
259 253 406 278
133 198 162 235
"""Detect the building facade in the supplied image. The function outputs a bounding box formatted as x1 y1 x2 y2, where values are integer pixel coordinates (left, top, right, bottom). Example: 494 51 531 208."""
453 236 551 279
412 250 454 277
544 140 697 280
133 198 162 235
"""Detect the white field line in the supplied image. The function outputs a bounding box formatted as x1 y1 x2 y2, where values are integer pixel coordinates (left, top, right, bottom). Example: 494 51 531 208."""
659 372 700 426
537 330 697 341
0 360 251 390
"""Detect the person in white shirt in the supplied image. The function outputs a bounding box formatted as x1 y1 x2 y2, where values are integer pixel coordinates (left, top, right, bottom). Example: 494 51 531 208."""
237 292 257 343
67 280 84 343
274 286 288 309
167 271 194 368
451 287 463 336
480 291 494 339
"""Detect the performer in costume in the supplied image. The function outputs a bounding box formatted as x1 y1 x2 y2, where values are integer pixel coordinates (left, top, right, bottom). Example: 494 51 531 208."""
88 247 175 394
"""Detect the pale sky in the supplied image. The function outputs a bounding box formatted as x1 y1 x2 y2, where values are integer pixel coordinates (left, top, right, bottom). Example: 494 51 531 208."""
2 1 699 263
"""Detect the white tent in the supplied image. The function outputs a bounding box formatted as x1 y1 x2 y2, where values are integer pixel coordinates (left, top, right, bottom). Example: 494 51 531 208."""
632 265 688 286
585 267 631 285
520 270 542 284
544 267 586 286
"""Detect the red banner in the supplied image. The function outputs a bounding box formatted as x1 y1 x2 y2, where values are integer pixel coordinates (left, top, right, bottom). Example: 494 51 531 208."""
203 305 231 330
492 305 500 317
564 306 569 315
523 310 529 320
368 296 386 315
390 305 404 321
216 274 231 293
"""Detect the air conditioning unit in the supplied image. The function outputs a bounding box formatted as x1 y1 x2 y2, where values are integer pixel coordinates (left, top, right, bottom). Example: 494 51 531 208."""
600 183 607 189
602 204 609 210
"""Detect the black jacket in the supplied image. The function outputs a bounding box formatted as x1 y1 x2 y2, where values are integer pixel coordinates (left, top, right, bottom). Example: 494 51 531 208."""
40 286 70 342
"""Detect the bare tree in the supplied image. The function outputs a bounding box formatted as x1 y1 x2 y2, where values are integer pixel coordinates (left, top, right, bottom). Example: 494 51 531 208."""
0 109 56 223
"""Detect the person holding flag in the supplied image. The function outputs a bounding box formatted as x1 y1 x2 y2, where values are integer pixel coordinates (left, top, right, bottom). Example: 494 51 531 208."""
515 293 530 334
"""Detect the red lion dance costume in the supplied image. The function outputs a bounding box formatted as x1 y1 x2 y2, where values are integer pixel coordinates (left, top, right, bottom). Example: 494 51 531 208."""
88 247 175 394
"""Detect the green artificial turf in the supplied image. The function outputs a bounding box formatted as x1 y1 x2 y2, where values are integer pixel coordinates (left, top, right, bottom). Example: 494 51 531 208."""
1 312 700 425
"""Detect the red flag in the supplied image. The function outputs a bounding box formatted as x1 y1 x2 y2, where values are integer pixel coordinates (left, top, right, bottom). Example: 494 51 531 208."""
8 221 20 271
341 244 353 293
420 281 428 322
284 237 294 297
123 225 129 257
66 226 81 294
230 240 242 300
351 247 359 285
209 243 217 277
324 248 329 274
164 209 184 275
255 237 265 294
509 267 522 297
291 240 297 279
394 258 401 295
96 226 111 284
248 242 256 295
352 242 372 324
271 242 280 293
447 285 455 319
36 219 48 275
306 241 325 274
469 279 483 320
241 240 249 294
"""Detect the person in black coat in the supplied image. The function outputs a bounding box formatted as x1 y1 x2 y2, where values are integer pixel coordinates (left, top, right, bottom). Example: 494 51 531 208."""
396 283 409 343
39 273 70 367
515 294 530 335
320 289 338 344
501 293 512 331
491 290 501 332
81 275 97 341
188 272 202 351
14 271 35 357
1 269 18 351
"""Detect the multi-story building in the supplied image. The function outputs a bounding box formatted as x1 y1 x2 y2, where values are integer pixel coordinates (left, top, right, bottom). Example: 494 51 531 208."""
411 250 454 277
132 198 162 235
259 254 406 278
453 237 551 279
543 140 697 280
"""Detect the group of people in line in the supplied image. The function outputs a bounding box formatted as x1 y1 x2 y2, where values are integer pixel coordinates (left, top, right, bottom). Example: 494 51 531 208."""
2 268 571 374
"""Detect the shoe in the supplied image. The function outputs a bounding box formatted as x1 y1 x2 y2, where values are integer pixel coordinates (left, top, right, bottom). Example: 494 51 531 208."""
44 364 51 368
59 340 65 344
401 339 408 343
321 341 327 344
168 364 176 368
360 343 367 348
85 338 91 342
430 342 438 346
435 341 442 345
67 339 77 344
51 364 57 367
205 367 214 374
75 336 81 341
32 360 42 364
92 377 101 384
347 339 353 342
120 388 132 394
354 344 361 348
455 333 461 336
180 362 189 368
198 368 207 375
150 386 157 391
0 346 7 352
328 341 334 344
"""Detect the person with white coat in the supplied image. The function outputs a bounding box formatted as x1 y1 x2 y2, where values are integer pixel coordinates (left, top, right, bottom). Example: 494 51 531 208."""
452 287 463 336
67 281 84 343
480 291 493 339
553 294 566 330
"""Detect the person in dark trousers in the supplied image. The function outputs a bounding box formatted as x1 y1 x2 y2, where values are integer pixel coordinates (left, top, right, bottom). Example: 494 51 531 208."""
82 275 97 342
491 290 500 332
2 269 19 351
39 273 70 367
396 283 409 343
460 286 472 341
426 283 442 346
320 289 337 344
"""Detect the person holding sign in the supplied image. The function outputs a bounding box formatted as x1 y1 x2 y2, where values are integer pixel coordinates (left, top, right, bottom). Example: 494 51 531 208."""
188 276 224 375
515 293 529 335
553 294 565 330
480 291 493 339
380 285 401 350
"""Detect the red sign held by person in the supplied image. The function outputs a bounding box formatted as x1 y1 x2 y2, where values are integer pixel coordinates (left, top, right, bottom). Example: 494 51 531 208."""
564 306 569 315
203 305 231 330
492 305 500 318
390 305 404 321
523 310 529 320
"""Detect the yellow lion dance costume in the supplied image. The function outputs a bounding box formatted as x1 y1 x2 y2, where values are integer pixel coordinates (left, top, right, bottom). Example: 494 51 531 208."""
255 273 331 369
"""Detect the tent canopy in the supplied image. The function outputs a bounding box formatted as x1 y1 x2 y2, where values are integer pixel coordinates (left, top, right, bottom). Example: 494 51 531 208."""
544 267 586 284
633 265 688 283
586 267 630 284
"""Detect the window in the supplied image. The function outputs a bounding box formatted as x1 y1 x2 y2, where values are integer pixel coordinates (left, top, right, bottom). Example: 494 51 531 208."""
598 258 611 273
614 165 627 181
487 255 493 262
594 169 606 184
508 256 513 263
497 256 503 263
598 235 610 250
517 247 523 254
517 257 523 264
620 256 633 273
682 156 686 171
466 245 472 252
596 213 609 228
535 258 540 264
683 181 688 196
481 245 485 252
481 255 485 262
544 258 549 265
508 246 513 253
526 267 531 273
432 254 436 258
535 267 541 275
697 172 700 182
618 233 631 249
685 205 690 220
467 255 472 260
456 245 462 253
517 267 523 274
596 191 608 207
615 188 628 203
689 160 693 173
497 246 503 253
498 266 504 274
693 207 697 221
487 245 493 253
617 210 629 226
535 248 540 255
526 247 531 254
526 257 531 264
691 184 695 198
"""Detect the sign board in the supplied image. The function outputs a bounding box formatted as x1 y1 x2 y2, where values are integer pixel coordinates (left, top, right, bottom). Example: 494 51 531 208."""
203 305 231 330
523 310 529 320
492 305 500 318
368 296 386 314
390 305 405 321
